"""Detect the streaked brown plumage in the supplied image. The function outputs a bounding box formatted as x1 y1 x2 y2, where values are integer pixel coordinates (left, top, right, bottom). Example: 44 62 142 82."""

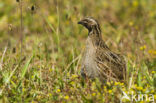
78 17 126 82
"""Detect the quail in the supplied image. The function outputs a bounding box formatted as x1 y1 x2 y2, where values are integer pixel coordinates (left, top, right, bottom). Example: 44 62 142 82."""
78 17 126 82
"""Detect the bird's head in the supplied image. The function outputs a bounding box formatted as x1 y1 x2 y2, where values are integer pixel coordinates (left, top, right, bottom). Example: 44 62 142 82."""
78 17 101 34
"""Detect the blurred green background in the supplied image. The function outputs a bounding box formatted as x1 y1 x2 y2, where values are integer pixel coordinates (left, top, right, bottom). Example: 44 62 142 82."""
0 0 156 102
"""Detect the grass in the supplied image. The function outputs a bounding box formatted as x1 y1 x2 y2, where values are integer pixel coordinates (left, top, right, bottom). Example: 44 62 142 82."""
0 0 156 102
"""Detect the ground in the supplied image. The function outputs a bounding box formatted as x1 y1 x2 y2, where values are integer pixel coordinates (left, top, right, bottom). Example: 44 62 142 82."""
0 0 156 103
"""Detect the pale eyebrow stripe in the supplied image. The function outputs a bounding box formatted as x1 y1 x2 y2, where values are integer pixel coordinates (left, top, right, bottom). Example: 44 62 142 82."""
86 18 97 24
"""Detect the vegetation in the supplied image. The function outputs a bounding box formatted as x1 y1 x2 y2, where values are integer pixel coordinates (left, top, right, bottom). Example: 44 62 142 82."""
0 0 155 102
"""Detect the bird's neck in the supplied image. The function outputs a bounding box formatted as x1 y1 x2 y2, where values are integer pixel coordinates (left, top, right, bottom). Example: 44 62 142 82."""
88 25 101 37
88 28 109 49
88 30 103 46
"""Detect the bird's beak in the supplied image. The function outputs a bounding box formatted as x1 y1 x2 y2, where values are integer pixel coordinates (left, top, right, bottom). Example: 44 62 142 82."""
78 21 83 24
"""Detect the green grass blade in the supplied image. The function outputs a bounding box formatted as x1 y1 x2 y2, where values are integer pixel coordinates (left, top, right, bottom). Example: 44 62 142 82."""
154 73 156 88
145 72 153 86
21 56 33 80
137 69 142 87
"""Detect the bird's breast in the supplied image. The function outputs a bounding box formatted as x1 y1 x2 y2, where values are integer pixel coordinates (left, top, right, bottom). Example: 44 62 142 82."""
82 37 98 78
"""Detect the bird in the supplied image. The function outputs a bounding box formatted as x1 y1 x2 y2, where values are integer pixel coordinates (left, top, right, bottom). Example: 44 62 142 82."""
78 17 127 82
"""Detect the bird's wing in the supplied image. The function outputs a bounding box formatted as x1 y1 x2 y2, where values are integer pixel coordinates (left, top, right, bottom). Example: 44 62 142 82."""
94 46 126 81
